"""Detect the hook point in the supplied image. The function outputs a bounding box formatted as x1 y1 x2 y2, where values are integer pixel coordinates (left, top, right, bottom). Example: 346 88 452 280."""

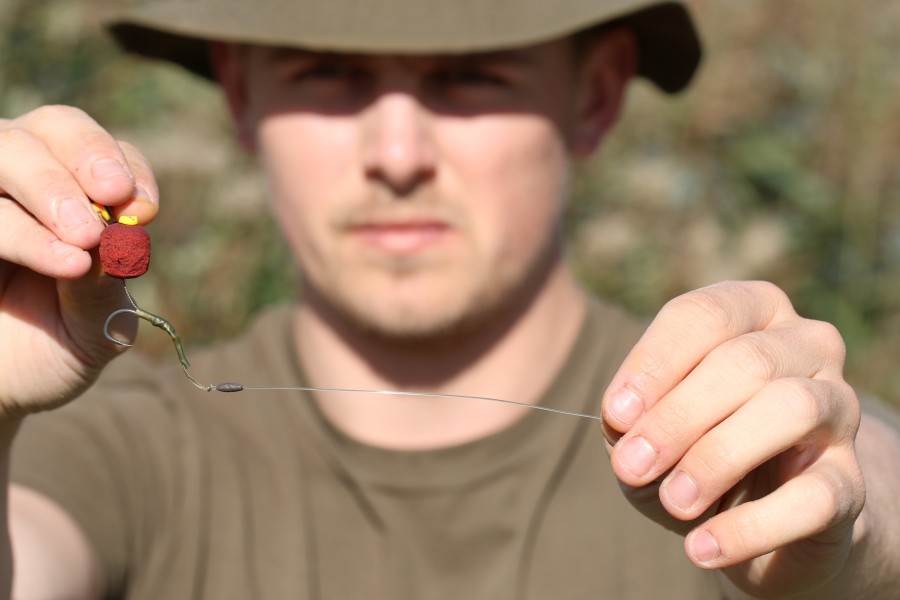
103 308 137 347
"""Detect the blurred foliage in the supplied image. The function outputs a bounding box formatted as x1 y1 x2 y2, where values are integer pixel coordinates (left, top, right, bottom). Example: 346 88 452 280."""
2 0 898 403
569 0 900 403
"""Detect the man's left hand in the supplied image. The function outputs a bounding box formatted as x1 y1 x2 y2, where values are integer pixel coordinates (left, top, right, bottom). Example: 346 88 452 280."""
601 280 865 598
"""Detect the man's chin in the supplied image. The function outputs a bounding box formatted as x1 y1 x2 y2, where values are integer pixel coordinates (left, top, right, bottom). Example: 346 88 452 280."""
304 267 483 341
338 300 487 345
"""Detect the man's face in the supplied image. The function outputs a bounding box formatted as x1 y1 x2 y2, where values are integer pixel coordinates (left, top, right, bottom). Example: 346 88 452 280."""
230 40 601 339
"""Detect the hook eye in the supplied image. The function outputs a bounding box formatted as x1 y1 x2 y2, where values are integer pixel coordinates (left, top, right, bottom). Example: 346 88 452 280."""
103 308 138 347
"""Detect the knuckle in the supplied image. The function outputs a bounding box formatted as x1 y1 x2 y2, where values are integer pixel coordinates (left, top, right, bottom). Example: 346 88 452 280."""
665 289 737 333
25 104 89 125
728 513 769 555
746 280 792 314
804 470 845 525
777 379 824 428
651 400 692 443
850 469 866 517
632 349 676 391
837 382 861 434
0 126 36 155
79 129 119 157
692 436 741 481
755 279 789 303
776 378 860 444
724 334 779 384
808 319 847 368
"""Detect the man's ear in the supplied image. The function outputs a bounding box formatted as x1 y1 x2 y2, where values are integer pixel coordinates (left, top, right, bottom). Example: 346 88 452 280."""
569 27 638 158
209 42 256 151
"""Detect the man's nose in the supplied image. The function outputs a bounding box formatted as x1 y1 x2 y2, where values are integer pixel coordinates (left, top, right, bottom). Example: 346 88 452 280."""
361 92 436 197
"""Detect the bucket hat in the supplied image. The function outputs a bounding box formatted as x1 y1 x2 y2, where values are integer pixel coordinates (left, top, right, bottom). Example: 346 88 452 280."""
107 0 701 93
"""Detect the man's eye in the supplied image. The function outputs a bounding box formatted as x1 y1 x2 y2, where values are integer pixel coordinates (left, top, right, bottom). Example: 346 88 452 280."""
440 69 507 87
291 63 360 82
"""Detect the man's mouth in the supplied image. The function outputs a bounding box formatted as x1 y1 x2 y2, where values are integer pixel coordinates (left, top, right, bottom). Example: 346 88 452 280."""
349 220 452 254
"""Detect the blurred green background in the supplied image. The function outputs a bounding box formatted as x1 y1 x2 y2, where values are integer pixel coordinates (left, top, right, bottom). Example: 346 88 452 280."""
3 0 899 404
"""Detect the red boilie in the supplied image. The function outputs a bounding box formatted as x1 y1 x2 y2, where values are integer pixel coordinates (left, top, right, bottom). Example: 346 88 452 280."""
99 222 151 279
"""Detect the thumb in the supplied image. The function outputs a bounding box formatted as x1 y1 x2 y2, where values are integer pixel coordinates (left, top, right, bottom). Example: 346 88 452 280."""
57 253 138 371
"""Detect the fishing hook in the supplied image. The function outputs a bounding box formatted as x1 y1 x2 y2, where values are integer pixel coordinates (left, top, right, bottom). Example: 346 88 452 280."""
103 281 213 391
101 281 601 420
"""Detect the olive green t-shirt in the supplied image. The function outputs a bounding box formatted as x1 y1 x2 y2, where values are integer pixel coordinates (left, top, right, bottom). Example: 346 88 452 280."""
11 299 720 599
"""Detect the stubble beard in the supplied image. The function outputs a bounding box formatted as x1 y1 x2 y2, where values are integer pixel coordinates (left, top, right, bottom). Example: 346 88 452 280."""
302 229 563 350
290 179 567 349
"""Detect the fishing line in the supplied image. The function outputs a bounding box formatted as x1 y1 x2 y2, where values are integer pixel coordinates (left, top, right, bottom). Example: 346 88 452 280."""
103 290 601 422
212 383 601 421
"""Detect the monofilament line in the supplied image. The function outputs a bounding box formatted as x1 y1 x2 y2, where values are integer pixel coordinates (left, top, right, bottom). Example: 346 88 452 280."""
101 307 599 420
212 383 601 421
101 301 599 421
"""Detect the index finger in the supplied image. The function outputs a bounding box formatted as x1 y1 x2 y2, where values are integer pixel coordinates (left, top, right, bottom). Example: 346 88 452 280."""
601 281 797 434
19 105 138 207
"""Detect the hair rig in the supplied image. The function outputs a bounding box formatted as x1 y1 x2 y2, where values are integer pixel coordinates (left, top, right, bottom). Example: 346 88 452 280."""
93 203 600 421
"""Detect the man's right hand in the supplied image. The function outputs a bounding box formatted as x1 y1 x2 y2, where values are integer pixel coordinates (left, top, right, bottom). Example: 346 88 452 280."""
0 105 160 419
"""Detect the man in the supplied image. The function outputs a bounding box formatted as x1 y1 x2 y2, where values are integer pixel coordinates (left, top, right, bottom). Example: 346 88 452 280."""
1 0 898 598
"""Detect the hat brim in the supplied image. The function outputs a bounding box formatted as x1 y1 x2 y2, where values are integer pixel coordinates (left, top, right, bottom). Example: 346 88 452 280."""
107 0 701 93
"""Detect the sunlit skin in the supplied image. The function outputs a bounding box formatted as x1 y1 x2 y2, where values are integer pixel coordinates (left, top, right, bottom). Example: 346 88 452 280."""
210 35 635 447
230 43 582 341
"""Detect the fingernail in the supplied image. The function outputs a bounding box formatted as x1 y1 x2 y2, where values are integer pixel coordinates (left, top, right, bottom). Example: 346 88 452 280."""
665 471 699 511
618 436 657 478
91 158 131 181
126 187 159 222
58 198 97 230
133 185 156 204
607 387 644 426
691 530 720 564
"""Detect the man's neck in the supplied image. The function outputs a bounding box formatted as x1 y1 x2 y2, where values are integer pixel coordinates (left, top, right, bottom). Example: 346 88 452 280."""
293 263 588 450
